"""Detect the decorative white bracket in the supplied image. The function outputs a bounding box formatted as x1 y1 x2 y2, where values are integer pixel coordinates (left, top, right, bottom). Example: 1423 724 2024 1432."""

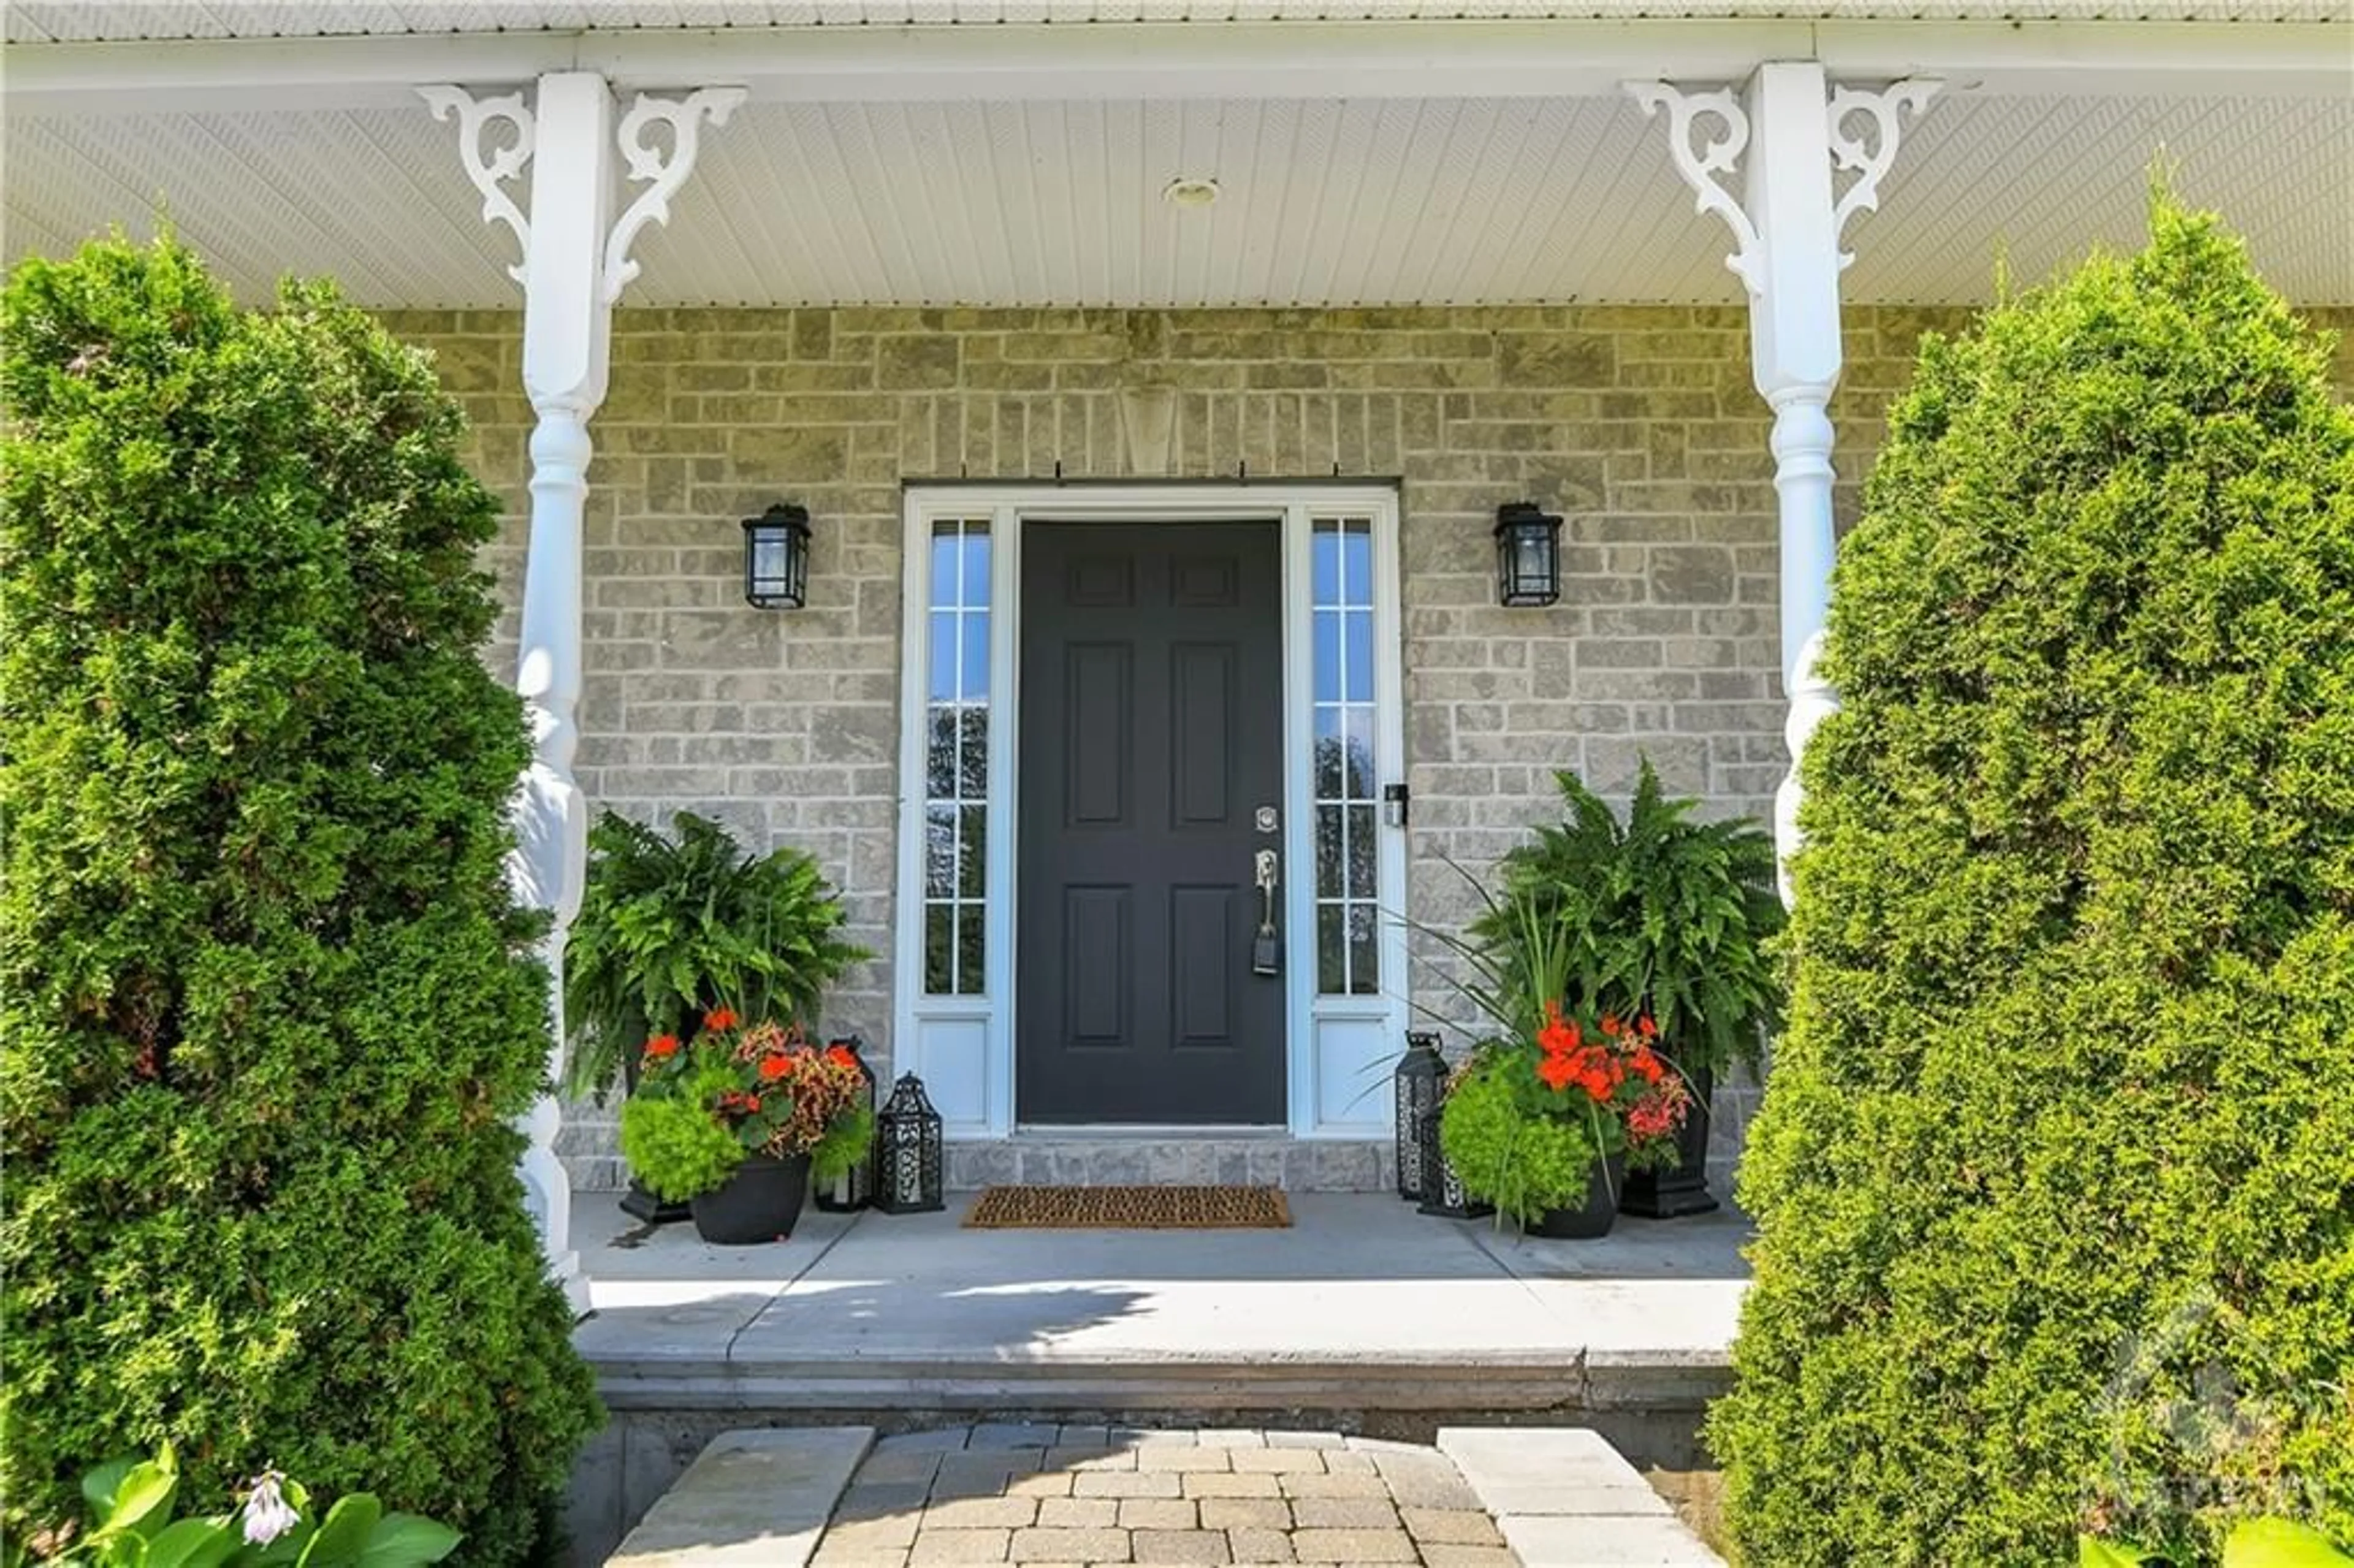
417 85 535 285
1626 83 1764 297
604 88 746 303
1626 75 1938 294
1827 82 1940 269
417 81 745 303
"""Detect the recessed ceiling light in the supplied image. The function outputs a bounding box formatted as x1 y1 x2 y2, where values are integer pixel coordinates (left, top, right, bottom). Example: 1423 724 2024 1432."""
1162 177 1221 209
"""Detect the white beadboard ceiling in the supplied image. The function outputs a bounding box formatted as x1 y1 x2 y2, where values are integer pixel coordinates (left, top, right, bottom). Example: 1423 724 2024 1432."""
6 0 2348 36
7 93 2350 306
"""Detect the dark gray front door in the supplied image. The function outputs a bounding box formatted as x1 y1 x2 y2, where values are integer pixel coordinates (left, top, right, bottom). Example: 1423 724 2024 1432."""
1017 520 1287 1124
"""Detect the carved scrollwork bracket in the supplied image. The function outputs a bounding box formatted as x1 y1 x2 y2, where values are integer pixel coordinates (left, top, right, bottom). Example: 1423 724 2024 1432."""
1626 75 1937 291
1626 82 1764 297
602 87 748 304
421 80 744 302
1827 81 1940 270
417 85 536 285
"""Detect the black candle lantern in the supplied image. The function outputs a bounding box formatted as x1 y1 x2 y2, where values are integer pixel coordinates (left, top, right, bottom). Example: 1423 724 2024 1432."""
1415 1103 1493 1221
741 501 812 609
1394 1032 1448 1201
1494 501 1563 608
813 1037 875 1213
872 1071 945 1214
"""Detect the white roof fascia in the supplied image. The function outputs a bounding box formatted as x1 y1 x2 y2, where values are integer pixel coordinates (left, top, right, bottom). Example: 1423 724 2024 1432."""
6 18 2348 117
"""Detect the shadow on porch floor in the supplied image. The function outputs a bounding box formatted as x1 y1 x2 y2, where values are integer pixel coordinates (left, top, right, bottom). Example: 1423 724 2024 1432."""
571 1189 1748 1396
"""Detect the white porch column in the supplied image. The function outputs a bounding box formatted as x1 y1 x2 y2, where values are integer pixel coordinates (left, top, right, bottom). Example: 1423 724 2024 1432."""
423 72 741 1311
1631 64 1933 902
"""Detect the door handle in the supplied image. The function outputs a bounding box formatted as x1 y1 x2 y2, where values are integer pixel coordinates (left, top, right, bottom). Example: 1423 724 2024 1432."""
1252 850 1281 977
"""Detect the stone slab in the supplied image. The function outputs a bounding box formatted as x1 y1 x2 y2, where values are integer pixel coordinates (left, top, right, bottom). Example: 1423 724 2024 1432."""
608 1426 875 1568
1499 1513 1723 1567
1439 1428 1721 1567
1437 1428 1668 1516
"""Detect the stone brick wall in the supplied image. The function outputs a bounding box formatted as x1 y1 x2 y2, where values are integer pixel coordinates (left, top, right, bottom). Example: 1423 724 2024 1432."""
380 302 2354 1184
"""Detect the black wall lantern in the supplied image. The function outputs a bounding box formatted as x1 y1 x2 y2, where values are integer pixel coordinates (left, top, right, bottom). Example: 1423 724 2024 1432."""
1394 1032 1448 1202
742 501 812 609
1494 501 1563 607
873 1072 945 1214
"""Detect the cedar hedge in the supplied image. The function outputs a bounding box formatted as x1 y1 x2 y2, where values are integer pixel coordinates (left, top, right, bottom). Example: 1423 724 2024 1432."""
1708 200 2354 1563
0 237 599 1562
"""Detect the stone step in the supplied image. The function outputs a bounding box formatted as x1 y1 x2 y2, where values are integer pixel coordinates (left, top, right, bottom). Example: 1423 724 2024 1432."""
600 1427 873 1568
944 1136 1398 1192
1440 1428 1726 1567
562 1132 1404 1193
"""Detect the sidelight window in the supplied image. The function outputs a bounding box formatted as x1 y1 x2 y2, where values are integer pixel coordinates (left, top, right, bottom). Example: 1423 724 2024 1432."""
1311 517 1380 996
923 519 991 995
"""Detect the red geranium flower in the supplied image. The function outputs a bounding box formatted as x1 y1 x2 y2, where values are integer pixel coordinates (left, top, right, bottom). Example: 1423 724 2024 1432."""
1537 999 1581 1059
825 1045 858 1070
758 1053 791 1083
644 1033 680 1062
703 1006 739 1032
1536 1052 1579 1092
1600 1013 1623 1038
1637 1015 1658 1040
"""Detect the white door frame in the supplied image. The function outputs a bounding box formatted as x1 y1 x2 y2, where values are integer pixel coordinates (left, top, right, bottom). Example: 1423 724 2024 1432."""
893 482 1407 1140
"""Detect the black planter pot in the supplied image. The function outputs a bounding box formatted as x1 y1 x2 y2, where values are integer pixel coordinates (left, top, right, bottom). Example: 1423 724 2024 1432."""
1620 1064 1723 1219
1528 1152 1627 1240
690 1152 813 1245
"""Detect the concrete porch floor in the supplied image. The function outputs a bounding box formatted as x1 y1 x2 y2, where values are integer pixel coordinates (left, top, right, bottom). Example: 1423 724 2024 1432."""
573 1189 1748 1413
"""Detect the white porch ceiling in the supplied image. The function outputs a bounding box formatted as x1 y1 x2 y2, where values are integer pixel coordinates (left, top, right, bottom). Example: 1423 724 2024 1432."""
6 0 2347 37
7 91 2348 306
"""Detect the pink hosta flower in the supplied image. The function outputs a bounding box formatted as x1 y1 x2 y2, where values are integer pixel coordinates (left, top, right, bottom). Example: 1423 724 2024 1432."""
242 1471 299 1546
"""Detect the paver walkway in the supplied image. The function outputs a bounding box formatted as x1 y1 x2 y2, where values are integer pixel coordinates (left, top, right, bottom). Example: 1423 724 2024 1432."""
810 1424 1516 1567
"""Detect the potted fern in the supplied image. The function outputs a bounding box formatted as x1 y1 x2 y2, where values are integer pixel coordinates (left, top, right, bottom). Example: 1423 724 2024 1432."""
563 810 869 1219
1475 759 1783 1217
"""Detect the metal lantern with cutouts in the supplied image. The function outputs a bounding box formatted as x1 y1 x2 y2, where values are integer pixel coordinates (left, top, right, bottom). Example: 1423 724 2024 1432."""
1415 1102 1493 1222
873 1071 945 1214
1394 1032 1448 1201
813 1037 875 1213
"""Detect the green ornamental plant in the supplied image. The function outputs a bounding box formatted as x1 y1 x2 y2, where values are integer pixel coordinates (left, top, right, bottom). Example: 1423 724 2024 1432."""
1474 759 1782 1079
617 1014 874 1203
1708 198 2354 1564
8 1446 459 1568
562 810 869 1102
0 236 598 1562
1424 883 1693 1224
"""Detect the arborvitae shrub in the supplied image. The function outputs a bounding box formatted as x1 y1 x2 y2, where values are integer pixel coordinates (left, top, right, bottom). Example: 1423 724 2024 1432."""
0 238 598 1562
1708 203 2354 1563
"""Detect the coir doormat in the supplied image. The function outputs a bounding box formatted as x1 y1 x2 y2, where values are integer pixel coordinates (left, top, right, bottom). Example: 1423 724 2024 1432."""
962 1184 1292 1230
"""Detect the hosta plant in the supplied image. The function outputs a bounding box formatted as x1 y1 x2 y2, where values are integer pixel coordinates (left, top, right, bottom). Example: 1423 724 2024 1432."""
6 1445 459 1568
